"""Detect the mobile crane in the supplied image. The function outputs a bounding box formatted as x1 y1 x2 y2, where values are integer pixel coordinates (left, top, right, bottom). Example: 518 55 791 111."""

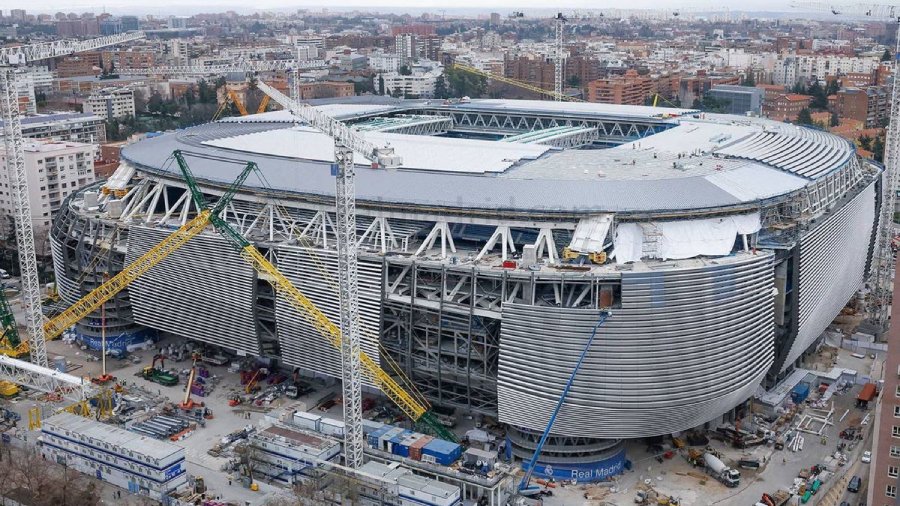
172 150 457 444
519 311 610 496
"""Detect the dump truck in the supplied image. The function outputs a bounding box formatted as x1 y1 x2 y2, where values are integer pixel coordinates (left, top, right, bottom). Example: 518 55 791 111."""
138 366 178 386
703 453 740 487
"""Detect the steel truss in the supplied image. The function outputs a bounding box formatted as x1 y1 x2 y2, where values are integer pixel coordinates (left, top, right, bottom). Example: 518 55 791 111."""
0 355 94 402
444 110 671 141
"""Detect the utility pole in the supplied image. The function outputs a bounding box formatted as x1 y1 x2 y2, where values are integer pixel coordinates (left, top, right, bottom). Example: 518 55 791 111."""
333 146 363 468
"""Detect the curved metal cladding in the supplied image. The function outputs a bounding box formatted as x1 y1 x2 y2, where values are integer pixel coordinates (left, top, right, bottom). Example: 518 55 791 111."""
780 182 877 373
125 227 261 355
497 253 775 439
273 246 381 380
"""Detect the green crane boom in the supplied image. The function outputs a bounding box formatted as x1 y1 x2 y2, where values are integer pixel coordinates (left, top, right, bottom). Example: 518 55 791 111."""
172 150 456 442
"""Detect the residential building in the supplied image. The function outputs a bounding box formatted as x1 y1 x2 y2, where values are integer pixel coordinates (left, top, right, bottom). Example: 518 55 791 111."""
40 413 187 502
868 255 900 506
84 88 135 121
167 16 188 29
382 68 442 98
0 140 95 233
834 86 891 128
370 52 403 73
392 24 436 36
297 81 355 100
678 72 741 109
56 18 99 37
8 112 106 145
707 85 763 116
102 50 155 72
120 15 139 31
9 9 25 22
587 70 652 105
396 33 417 66
249 423 341 485
55 55 101 78
763 93 812 122
505 55 555 92
99 17 122 35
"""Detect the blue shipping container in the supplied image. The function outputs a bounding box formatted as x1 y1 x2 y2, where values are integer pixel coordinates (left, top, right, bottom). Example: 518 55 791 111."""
423 439 463 466
389 430 412 455
395 433 424 458
792 383 810 404
367 426 393 449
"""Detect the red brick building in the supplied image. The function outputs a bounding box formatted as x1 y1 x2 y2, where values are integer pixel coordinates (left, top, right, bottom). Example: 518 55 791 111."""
101 50 155 72
763 93 812 122
586 69 652 105
298 81 354 100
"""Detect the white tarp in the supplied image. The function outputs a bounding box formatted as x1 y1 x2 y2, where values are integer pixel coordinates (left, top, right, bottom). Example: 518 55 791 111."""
611 223 644 264
612 212 761 263
569 214 613 253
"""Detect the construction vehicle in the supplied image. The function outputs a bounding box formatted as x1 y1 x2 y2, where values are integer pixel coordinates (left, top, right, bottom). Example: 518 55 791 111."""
0 380 18 397
173 149 457 443
0 289 23 358
180 352 202 410
139 366 178 387
518 312 610 496
703 453 740 488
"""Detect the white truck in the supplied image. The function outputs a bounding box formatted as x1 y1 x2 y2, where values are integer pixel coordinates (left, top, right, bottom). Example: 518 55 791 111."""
703 453 740 488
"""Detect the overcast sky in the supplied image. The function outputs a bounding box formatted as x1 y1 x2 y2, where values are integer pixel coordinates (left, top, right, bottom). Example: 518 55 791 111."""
0 0 803 16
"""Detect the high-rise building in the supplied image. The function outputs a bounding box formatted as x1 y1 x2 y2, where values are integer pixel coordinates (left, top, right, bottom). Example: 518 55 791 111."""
120 15 139 31
84 88 135 121
834 86 892 128
9 9 25 22
0 140 95 234
868 256 900 506
395 33 416 66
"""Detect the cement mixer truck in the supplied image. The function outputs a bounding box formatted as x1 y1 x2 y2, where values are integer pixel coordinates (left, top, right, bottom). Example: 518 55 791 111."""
703 453 740 488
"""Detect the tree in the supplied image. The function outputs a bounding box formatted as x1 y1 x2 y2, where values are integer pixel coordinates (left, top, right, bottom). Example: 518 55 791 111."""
377 75 385 96
796 107 814 125
807 80 828 110
873 133 886 162
882 48 892 61
830 111 840 127
826 79 840 96
434 75 448 99
566 75 582 88
146 92 165 114
859 134 873 151
742 72 756 87
398 65 412 76
443 65 487 98
791 82 807 95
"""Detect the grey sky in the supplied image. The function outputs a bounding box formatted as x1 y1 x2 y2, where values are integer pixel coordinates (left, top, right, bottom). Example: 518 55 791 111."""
0 0 802 16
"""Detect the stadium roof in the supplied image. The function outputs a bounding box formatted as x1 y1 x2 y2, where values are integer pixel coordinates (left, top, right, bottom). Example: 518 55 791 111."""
121 99 855 216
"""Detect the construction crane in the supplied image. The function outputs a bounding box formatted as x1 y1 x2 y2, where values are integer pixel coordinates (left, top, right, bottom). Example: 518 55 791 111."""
0 290 19 353
452 62 584 102
0 31 145 369
792 2 900 327
256 95 271 114
554 12 567 101
519 311 610 495
173 151 456 455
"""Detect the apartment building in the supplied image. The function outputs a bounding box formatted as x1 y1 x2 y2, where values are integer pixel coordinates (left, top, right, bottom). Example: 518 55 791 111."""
41 413 187 501
833 86 891 128
101 50 155 72
84 88 136 121
763 93 812 122
0 140 95 233
868 256 900 506
382 69 442 99
587 69 652 105
13 112 106 145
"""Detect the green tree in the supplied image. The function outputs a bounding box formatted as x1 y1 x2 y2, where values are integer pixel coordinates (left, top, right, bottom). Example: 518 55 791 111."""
105 119 121 141
378 75 385 96
873 134 885 162
859 134 873 151
434 75 448 99
830 111 840 127
399 65 412 76
444 65 487 98
566 74 582 88
742 72 756 87
882 48 892 61
796 107 814 125
791 82 807 95
826 79 840 96
808 81 827 110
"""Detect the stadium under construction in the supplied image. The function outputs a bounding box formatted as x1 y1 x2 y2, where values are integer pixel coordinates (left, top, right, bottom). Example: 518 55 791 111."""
49 98 881 480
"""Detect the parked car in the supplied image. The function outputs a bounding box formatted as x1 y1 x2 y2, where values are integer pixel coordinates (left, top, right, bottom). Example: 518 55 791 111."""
847 475 861 493
862 450 871 463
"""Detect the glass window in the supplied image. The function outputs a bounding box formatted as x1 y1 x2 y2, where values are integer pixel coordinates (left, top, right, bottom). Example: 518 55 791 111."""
889 466 899 478
887 485 897 498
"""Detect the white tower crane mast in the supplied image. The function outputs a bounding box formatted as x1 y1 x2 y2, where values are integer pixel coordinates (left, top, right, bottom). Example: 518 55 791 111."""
793 2 900 327
554 12 567 101
0 31 145 368
255 79 400 468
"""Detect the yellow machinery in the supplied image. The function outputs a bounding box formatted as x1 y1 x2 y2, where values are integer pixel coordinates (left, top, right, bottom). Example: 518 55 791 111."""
174 150 456 440
27 406 40 430
561 247 607 264
256 95 270 114
0 380 19 397
452 62 583 102
227 89 249 116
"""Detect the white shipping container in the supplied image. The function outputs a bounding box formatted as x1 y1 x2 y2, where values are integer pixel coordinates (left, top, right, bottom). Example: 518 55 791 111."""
320 418 345 438
293 411 322 432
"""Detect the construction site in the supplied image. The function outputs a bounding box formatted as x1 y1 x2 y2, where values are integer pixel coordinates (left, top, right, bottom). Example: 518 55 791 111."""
0 14 897 506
